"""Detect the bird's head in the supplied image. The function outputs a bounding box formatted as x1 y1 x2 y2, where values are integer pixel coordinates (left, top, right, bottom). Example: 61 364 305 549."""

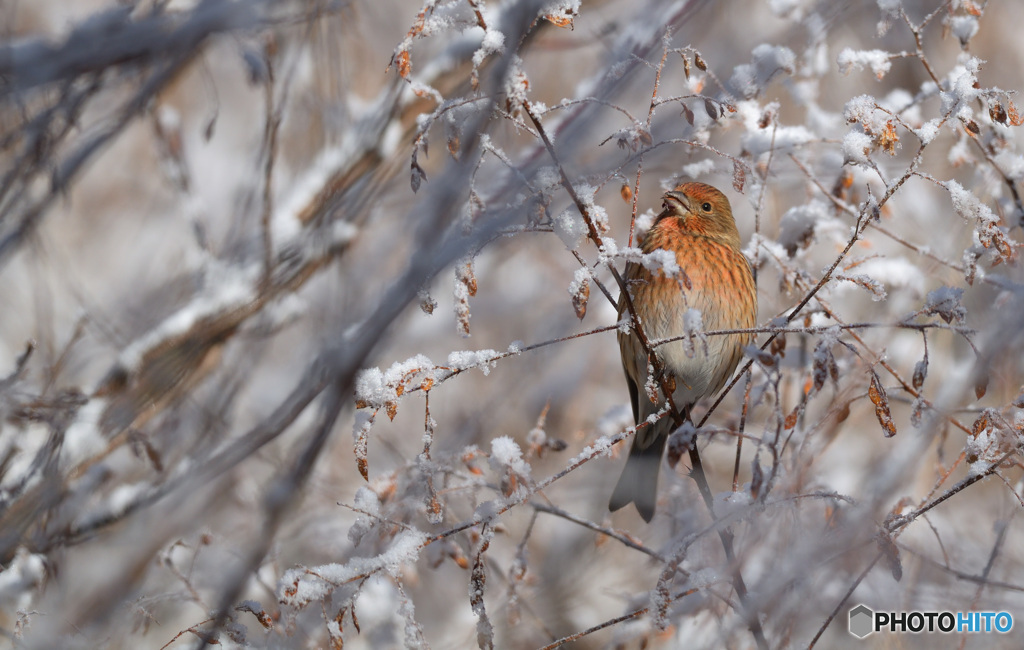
656 182 741 246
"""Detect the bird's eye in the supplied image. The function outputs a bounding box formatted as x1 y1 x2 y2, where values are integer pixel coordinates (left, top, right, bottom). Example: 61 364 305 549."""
701 202 712 212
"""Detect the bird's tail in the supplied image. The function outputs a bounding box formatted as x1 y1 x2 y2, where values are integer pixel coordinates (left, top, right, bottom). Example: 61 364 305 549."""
608 418 672 522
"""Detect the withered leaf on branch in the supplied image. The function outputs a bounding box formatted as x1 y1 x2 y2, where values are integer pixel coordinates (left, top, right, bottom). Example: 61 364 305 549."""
868 370 897 437
879 120 899 155
681 103 695 125
912 358 927 391
1007 100 1024 126
571 277 590 320
410 158 427 193
784 404 800 430
733 160 746 192
704 97 719 121
971 410 990 437
990 100 1008 125
974 368 988 399
875 531 903 581
812 338 838 393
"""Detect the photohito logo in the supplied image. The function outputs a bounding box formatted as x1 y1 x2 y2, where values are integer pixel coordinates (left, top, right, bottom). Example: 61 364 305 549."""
849 604 1013 638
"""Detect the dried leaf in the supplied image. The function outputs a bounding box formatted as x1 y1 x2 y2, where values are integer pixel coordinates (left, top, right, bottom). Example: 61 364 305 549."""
975 369 988 399
449 543 470 569
620 183 633 203
544 12 574 28
395 49 411 79
461 261 478 297
355 416 372 481
875 531 903 581
832 168 854 206
990 101 1008 125
965 120 981 136
681 103 694 125
811 337 838 394
704 97 719 121
784 406 800 430
426 489 442 523
868 371 897 437
447 134 461 160
769 333 786 358
235 602 274 630
910 395 926 428
694 52 707 71
836 400 851 424
750 460 764 500
912 358 927 391
571 277 590 320
732 160 746 192
879 120 900 155
470 527 495 649
1007 101 1024 126
419 292 437 315
751 349 777 369
410 159 427 193
682 54 692 79
546 438 568 452
971 411 990 436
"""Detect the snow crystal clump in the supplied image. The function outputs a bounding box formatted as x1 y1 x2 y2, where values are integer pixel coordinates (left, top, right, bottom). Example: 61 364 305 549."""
844 94 888 134
356 355 435 408
944 179 998 228
568 267 591 297
842 131 874 165
576 183 608 232
949 15 978 46
940 56 983 119
837 48 892 79
681 159 716 178
553 207 588 250
447 349 501 375
915 119 942 144
490 436 531 476
472 29 505 68
924 286 966 324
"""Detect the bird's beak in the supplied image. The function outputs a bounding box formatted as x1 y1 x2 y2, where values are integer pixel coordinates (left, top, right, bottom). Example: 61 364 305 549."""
662 190 690 215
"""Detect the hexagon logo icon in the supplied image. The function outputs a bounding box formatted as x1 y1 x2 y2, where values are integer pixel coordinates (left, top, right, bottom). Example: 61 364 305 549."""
849 604 874 638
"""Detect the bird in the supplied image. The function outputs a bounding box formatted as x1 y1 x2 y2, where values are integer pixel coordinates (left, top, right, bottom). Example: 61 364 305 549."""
610 182 757 522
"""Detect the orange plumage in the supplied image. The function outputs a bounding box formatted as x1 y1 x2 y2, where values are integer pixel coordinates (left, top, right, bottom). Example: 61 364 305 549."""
610 182 757 522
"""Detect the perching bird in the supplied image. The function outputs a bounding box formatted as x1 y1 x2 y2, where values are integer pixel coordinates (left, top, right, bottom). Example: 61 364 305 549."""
610 182 757 522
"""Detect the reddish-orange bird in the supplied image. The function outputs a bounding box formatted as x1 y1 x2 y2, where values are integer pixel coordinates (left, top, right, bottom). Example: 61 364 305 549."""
610 182 757 522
